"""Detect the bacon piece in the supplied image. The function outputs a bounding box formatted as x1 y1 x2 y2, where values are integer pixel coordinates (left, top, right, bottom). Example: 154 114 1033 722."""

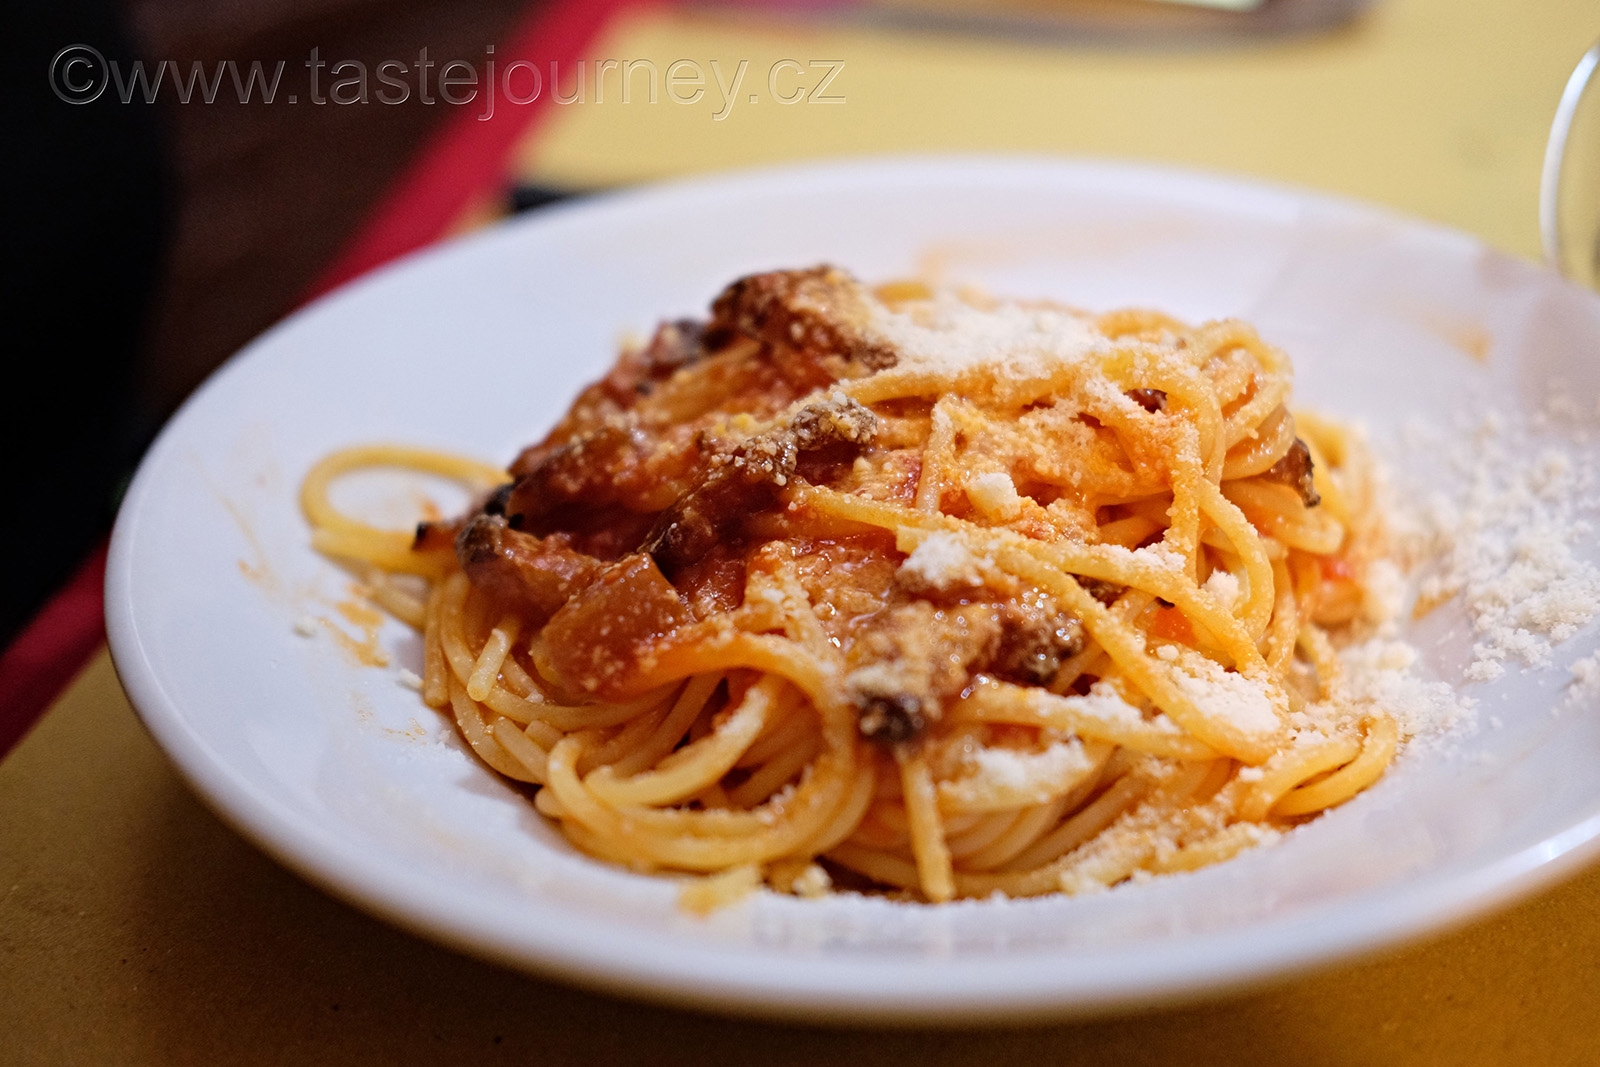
636 319 709 377
1126 388 1168 412
788 392 878 449
1079 576 1124 605
640 424 803 577
454 514 601 620
1261 437 1321 508
991 599 1086 686
709 267 897 370
502 422 698 529
847 601 1002 748
538 553 693 697
594 319 715 406
500 320 712 478
413 518 457 553
853 692 926 748
645 397 879 575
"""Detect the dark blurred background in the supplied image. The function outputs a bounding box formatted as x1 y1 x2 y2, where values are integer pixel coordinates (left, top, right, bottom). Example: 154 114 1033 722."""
9 0 531 647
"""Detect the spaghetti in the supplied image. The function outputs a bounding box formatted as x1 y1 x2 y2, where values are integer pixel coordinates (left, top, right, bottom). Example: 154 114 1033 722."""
303 267 1402 905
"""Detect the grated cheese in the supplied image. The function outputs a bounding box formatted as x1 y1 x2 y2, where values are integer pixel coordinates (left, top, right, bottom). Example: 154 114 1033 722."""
1570 651 1600 704
1338 638 1476 742
1361 559 1405 625
1136 543 1188 573
970 739 1091 795
1165 649 1280 736
866 291 1105 381
1202 569 1241 611
899 531 982 591
1405 412 1600 683
965 471 1023 521
1073 681 1174 731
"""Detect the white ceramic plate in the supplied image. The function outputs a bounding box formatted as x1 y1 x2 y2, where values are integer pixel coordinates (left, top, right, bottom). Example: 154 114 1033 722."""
106 157 1600 1023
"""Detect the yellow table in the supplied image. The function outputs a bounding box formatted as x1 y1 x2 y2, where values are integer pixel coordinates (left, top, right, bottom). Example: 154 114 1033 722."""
7 1 1600 1059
